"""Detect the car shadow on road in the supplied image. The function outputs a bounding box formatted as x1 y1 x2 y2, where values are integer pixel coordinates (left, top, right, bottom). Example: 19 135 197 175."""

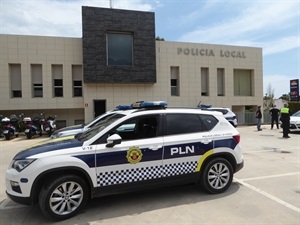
0 183 240 224
72 182 240 223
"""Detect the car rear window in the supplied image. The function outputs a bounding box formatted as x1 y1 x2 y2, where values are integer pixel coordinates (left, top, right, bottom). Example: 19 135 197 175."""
209 109 228 115
164 113 217 136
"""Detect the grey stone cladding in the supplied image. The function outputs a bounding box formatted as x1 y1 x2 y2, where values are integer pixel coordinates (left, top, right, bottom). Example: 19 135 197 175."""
82 6 156 83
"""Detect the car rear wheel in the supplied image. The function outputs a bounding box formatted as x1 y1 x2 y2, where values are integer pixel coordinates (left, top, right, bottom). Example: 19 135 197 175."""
39 175 89 220
200 158 233 194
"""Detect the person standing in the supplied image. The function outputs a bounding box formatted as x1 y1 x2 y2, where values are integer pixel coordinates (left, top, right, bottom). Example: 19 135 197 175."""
280 104 290 138
256 106 262 131
269 105 280 129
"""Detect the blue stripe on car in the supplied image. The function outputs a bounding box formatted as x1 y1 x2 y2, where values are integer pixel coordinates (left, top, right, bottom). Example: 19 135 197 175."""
14 139 83 160
15 137 237 167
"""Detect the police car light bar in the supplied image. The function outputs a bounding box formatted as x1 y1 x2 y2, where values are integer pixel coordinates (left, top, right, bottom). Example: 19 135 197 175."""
131 101 168 109
115 105 132 110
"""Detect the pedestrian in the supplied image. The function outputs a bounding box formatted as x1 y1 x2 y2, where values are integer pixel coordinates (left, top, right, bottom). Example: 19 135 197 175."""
256 105 262 131
269 105 280 129
280 103 290 138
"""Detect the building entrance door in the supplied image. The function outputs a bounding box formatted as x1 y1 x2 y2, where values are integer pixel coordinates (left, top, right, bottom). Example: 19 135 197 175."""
94 100 106 118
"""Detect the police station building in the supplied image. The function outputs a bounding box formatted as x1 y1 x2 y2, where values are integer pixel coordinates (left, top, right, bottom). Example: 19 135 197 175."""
0 6 263 127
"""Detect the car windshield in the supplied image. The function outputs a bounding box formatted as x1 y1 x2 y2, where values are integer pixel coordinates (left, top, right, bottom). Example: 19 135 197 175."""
84 111 110 127
206 108 227 115
292 111 300 117
77 114 125 141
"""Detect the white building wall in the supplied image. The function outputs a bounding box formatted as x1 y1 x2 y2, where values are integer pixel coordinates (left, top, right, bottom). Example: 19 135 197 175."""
0 35 84 126
0 34 263 125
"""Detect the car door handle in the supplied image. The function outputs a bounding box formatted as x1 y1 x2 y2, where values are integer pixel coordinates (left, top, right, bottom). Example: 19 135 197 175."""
201 140 212 144
149 145 162 151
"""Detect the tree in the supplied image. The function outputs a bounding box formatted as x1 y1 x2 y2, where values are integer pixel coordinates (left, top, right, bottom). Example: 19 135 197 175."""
279 93 290 101
155 36 165 41
264 83 275 108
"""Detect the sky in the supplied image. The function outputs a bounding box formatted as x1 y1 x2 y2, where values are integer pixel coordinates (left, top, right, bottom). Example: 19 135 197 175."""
0 0 299 98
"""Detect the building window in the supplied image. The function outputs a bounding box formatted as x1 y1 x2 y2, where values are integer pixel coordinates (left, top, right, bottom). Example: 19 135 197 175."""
56 120 66 129
72 65 83 97
107 32 133 66
31 64 43 97
74 119 84 125
52 65 63 97
201 68 209 96
9 64 22 98
171 66 180 96
217 68 225 96
234 69 253 96
54 79 63 97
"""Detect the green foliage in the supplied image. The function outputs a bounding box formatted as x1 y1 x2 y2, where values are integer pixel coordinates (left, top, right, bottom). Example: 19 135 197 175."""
288 101 300 114
155 36 165 41
279 94 290 100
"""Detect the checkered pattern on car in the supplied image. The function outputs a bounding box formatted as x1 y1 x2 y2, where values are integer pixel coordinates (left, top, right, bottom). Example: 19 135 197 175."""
96 161 198 187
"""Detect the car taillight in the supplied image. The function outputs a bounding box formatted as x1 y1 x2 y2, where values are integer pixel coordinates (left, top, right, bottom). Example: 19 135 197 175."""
233 135 240 143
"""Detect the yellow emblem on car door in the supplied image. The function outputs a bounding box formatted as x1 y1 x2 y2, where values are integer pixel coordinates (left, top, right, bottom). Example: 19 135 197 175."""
126 146 143 164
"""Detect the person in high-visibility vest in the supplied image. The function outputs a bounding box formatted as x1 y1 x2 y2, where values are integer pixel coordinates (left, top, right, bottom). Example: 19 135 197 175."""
280 104 290 138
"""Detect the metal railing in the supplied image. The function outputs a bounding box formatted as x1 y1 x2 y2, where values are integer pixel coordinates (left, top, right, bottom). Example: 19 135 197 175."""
235 112 272 125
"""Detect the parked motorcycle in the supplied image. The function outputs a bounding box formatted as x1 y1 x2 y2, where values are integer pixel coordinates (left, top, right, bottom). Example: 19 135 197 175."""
0 115 3 138
1 114 20 140
41 113 56 136
23 116 43 139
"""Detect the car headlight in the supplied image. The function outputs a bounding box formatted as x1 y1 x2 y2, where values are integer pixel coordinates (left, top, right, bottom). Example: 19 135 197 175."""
11 159 36 172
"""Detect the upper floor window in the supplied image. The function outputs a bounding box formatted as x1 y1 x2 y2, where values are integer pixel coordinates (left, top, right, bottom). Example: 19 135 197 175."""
72 65 83 97
31 64 43 97
171 67 180 96
52 65 63 97
217 68 225 96
107 32 133 66
9 64 22 98
234 69 253 96
201 67 209 96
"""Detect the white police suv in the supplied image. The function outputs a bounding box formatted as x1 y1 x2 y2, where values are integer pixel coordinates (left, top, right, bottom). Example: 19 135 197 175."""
6 101 244 220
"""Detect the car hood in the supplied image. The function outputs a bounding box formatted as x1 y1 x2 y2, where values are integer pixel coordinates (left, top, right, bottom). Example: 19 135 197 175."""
55 124 84 132
14 136 82 160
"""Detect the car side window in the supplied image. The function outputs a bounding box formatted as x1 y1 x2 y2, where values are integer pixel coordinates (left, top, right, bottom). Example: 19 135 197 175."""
93 115 159 144
164 113 217 136
114 115 159 140
200 114 218 130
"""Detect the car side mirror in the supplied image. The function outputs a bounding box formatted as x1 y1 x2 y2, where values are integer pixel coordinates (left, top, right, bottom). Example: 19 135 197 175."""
106 134 122 148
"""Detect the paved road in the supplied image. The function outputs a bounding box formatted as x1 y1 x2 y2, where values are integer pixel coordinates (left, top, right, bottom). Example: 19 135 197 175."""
0 125 299 225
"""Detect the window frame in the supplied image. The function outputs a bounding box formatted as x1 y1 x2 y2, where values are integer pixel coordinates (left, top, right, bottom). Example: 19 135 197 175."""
106 32 134 66
163 113 218 136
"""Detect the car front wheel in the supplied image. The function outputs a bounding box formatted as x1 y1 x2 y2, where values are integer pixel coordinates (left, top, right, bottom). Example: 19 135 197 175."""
200 158 233 194
39 175 89 220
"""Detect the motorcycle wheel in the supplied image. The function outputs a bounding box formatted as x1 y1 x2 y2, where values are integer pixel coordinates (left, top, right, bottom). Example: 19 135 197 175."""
26 133 32 139
5 133 11 140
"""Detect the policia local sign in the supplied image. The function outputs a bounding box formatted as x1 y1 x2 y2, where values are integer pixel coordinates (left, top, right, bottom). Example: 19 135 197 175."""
177 48 246 58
